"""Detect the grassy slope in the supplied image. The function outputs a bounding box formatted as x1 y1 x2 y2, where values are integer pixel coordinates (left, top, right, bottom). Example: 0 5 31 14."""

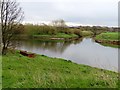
95 32 120 48
95 32 119 41
33 33 79 39
2 51 118 88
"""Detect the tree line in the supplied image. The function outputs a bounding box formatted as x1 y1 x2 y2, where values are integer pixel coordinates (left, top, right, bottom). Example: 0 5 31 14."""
19 23 109 37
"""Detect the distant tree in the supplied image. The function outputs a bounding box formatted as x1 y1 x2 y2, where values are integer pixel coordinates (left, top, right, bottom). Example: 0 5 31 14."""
92 26 108 36
92 26 98 36
1 0 24 55
51 19 67 27
50 19 68 33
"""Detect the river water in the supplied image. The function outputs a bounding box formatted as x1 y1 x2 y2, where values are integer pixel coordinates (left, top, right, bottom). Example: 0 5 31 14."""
16 38 118 72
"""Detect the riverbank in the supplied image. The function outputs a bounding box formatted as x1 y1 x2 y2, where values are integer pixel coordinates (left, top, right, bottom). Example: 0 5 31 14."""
32 33 79 40
17 33 79 41
2 50 118 88
17 30 93 41
95 32 120 47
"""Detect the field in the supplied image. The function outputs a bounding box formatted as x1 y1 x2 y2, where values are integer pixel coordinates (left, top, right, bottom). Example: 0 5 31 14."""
2 50 118 88
95 32 120 48
95 32 119 41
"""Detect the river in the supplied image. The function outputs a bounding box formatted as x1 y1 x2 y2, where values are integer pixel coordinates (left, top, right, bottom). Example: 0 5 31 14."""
16 38 118 72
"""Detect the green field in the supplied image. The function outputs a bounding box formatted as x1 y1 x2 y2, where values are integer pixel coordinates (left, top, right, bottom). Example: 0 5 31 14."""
2 50 118 88
95 32 119 41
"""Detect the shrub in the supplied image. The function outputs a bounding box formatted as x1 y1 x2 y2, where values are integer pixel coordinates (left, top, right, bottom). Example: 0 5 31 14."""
24 24 58 36
73 29 81 37
64 29 73 34
81 31 94 36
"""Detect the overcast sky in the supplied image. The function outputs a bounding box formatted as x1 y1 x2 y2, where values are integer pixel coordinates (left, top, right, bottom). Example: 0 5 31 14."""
18 0 119 27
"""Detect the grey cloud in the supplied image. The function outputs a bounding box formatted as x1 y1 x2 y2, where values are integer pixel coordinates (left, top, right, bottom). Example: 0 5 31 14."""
20 0 118 26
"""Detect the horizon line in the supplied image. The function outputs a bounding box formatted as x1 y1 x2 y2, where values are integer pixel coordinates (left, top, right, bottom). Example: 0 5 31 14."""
22 21 118 27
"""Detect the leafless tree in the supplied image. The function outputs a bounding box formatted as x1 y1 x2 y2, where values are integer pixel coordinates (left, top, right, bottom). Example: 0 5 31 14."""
51 19 67 27
1 0 24 55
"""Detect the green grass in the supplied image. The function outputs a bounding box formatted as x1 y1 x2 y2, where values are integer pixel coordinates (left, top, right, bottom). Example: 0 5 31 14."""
95 32 120 41
54 33 78 38
33 33 78 39
2 50 118 88
95 32 120 48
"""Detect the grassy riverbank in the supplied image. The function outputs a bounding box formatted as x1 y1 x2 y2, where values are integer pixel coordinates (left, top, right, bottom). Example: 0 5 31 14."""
32 33 79 39
18 33 79 40
95 32 120 47
32 31 93 40
2 50 118 88
95 32 119 41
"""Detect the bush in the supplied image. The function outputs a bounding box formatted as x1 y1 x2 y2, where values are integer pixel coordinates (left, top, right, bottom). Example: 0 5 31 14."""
80 31 94 36
73 29 81 37
24 24 58 36
64 29 73 34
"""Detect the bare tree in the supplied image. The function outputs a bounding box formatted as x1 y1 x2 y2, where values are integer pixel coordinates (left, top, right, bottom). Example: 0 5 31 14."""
51 19 67 27
1 0 24 55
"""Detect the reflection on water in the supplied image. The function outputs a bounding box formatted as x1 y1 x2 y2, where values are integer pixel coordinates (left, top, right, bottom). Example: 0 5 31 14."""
17 38 83 54
16 38 118 72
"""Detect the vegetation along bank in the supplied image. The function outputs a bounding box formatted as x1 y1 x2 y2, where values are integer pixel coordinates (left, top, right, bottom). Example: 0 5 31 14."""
95 32 120 47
